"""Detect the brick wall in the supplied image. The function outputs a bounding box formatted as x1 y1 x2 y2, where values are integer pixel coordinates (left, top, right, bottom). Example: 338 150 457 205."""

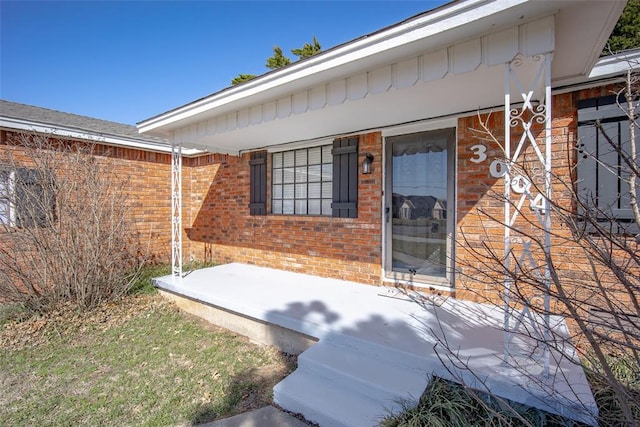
2 82 635 304
0 131 173 263
180 84 636 299
183 132 384 284
455 84 638 312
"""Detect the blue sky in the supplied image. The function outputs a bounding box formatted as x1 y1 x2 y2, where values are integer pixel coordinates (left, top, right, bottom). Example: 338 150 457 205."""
1 1 448 125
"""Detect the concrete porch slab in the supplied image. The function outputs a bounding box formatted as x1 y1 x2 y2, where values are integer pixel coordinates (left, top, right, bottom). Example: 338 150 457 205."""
154 263 597 426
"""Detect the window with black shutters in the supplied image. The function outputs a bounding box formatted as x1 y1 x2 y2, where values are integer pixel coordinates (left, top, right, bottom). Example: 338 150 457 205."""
265 136 360 217
577 95 639 233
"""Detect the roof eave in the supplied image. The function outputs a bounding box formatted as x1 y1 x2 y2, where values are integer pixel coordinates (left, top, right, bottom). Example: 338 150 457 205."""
0 116 207 156
137 0 535 135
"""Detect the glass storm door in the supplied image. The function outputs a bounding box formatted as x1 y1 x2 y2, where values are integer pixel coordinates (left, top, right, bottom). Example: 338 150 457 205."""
385 128 455 285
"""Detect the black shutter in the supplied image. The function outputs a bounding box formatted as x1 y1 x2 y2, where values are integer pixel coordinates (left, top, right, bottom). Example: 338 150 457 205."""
331 137 358 218
577 97 639 222
249 151 267 215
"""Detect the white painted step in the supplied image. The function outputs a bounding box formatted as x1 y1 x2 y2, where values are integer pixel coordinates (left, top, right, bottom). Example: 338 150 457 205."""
274 340 433 426
297 341 430 403
274 369 395 427
324 331 435 372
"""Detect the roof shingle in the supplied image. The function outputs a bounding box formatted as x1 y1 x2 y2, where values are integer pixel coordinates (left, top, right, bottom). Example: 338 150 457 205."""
0 99 166 144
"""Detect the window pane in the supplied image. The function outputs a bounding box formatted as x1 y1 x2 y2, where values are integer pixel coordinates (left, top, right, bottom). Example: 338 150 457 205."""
273 168 282 184
283 151 295 167
322 145 332 163
295 183 307 199
295 200 307 214
295 150 307 166
283 168 295 183
271 144 333 216
272 184 282 199
308 146 321 164
322 164 332 181
322 200 332 215
295 167 307 183
308 165 321 182
283 199 294 214
273 152 283 168
322 182 332 198
308 199 321 215
308 182 321 198
283 184 294 199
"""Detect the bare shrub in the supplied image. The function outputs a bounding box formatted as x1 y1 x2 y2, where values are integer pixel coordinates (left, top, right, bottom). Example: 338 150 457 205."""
0 132 146 312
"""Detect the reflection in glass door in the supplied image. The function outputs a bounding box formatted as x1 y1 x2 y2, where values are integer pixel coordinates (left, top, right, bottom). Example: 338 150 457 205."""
386 128 455 283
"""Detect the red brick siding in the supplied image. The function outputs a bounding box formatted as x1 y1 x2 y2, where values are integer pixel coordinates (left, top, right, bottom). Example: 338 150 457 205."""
183 133 383 284
2 82 634 301
455 84 638 307
0 131 173 263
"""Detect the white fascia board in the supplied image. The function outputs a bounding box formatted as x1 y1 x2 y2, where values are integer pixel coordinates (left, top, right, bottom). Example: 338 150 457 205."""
138 0 530 135
0 117 207 156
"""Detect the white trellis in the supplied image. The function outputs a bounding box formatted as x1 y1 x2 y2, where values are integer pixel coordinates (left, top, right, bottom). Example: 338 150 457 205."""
501 53 553 376
171 141 183 279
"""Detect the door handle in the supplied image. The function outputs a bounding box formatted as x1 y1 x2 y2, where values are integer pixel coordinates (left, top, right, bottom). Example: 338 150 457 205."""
385 207 390 223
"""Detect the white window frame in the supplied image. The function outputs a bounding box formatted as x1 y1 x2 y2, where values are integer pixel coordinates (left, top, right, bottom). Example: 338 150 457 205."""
0 169 16 227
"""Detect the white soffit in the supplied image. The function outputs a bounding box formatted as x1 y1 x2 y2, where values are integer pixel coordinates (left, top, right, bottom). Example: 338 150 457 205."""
551 0 627 86
168 15 553 154
138 0 545 135
138 0 625 154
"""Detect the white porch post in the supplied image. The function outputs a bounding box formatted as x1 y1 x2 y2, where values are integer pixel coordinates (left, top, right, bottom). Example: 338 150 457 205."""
171 141 183 279
502 53 553 377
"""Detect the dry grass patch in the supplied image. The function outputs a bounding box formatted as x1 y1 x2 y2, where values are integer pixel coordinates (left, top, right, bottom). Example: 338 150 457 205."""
0 293 296 426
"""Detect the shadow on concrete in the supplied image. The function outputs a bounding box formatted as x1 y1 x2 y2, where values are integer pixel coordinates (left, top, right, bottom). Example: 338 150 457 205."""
262 291 598 426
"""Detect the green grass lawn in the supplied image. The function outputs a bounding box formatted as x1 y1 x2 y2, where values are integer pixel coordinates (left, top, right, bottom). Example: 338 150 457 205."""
0 293 295 426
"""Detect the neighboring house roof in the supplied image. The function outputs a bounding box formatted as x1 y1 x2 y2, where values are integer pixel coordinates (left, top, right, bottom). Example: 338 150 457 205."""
589 48 640 80
0 99 205 156
137 0 627 155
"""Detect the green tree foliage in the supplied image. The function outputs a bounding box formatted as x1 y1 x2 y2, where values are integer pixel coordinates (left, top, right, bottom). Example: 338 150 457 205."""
231 73 257 86
604 0 640 54
291 36 322 59
231 37 322 86
266 46 291 70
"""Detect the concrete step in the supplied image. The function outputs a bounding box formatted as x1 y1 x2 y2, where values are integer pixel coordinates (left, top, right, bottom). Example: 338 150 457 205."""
274 340 433 426
323 329 436 373
274 369 394 427
297 340 429 403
